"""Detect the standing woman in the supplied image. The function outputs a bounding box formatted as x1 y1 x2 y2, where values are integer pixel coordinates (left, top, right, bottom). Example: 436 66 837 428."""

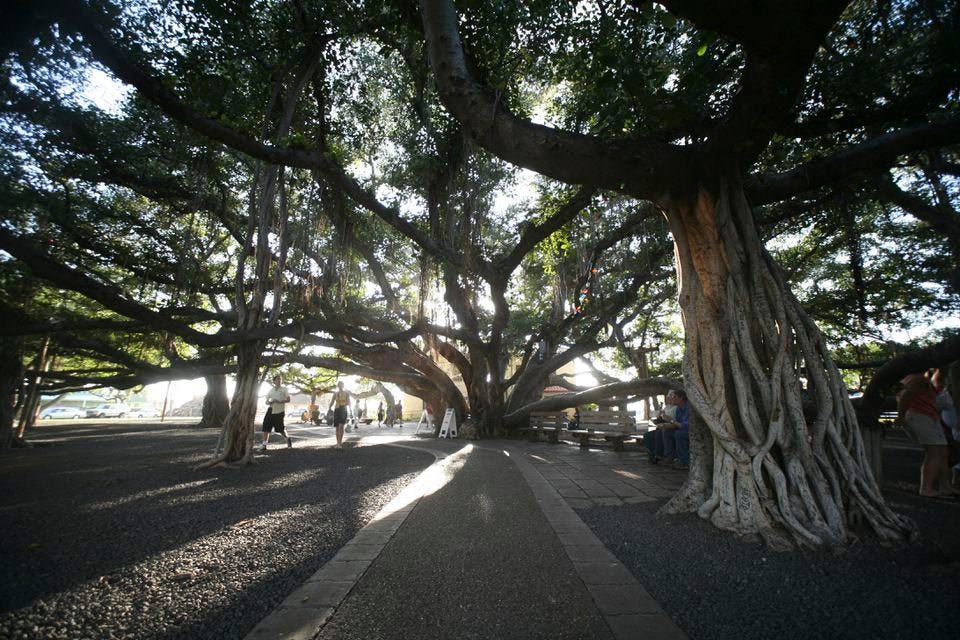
898 372 955 497
328 381 354 449
933 366 960 486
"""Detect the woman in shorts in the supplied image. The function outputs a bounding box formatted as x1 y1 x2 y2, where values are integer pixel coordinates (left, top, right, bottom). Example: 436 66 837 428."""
898 372 955 498
328 381 354 449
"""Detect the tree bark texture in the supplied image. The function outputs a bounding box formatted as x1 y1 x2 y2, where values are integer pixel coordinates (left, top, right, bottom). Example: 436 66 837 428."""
16 336 50 437
0 343 25 450
662 174 916 549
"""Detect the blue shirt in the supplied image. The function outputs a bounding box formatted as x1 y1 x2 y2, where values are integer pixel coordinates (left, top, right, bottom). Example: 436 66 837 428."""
675 402 690 432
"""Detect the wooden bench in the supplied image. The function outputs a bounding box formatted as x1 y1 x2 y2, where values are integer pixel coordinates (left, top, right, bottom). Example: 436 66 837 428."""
526 411 569 444
568 410 638 451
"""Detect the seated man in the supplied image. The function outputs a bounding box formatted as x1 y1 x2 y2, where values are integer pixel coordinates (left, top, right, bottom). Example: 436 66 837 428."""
659 390 690 469
644 391 677 463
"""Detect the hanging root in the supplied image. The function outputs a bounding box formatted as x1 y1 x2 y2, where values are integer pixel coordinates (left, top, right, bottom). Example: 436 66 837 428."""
668 179 916 549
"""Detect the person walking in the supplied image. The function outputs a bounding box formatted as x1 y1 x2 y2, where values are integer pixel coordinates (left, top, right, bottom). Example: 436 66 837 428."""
377 401 384 428
259 374 292 450
328 381 354 448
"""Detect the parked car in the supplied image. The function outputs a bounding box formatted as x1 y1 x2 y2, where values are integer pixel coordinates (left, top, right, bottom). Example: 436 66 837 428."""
40 406 86 420
86 403 130 418
134 407 160 418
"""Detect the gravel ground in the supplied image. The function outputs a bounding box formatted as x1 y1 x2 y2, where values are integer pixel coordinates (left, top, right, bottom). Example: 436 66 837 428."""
0 422 433 640
578 439 960 640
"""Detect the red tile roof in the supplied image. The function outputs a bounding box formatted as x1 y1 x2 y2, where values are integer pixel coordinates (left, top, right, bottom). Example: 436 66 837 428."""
542 385 569 393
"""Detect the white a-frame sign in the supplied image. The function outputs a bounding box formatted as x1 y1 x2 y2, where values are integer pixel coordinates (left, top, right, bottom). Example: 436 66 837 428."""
438 408 458 438
415 409 434 434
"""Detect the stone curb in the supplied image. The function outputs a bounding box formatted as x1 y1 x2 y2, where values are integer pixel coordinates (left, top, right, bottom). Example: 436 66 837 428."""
507 445 688 640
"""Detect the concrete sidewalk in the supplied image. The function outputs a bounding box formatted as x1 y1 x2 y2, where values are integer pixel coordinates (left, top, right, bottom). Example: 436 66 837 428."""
245 438 686 640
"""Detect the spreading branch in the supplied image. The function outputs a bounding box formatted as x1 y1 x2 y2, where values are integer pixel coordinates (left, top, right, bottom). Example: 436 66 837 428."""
503 377 680 424
747 119 960 204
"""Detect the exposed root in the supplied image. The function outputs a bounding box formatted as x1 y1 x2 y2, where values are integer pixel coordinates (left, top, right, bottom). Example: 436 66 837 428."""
194 454 230 471
194 446 256 471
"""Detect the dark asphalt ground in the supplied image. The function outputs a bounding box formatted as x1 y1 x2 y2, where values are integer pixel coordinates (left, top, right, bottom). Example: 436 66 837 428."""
0 422 433 640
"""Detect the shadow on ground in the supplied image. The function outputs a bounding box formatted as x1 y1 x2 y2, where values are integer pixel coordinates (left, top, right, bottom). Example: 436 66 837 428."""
0 422 434 640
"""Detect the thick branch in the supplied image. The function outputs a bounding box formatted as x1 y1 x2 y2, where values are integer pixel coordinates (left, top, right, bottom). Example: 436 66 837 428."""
418 0 685 200
0 227 214 344
0 317 145 337
858 334 960 425
496 187 595 274
40 363 235 391
747 119 960 204
876 177 960 241
656 1 846 53
281 354 433 391
504 377 680 422
53 1 465 270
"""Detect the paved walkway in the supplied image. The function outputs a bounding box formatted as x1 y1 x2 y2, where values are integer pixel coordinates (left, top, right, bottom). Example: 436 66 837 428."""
245 430 687 640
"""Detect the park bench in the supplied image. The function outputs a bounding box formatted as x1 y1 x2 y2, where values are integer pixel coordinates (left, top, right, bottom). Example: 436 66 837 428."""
526 411 569 444
568 410 639 451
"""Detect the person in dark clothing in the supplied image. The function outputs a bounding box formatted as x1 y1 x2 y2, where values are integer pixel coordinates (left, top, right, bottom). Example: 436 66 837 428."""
651 390 689 469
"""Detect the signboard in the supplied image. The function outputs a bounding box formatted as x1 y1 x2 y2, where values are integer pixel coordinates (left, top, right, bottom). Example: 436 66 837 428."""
415 409 434 434
438 408 458 438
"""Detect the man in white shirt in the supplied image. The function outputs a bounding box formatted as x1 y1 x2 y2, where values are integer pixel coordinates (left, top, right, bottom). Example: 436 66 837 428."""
260 374 292 450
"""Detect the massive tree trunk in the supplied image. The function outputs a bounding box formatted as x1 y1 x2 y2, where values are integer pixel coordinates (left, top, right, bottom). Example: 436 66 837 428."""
201 344 261 468
16 336 50 437
662 173 916 549
197 373 230 429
